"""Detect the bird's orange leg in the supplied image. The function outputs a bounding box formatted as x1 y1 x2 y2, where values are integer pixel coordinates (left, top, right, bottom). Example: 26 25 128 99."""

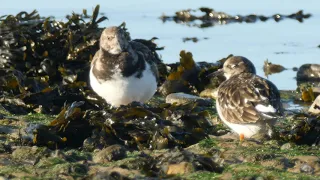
239 133 245 142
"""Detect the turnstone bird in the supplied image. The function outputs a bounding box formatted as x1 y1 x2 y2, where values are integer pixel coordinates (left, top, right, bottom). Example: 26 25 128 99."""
210 56 283 140
89 26 158 107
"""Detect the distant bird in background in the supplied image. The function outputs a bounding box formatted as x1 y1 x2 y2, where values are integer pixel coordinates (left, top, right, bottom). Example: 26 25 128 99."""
209 56 283 141
90 26 159 107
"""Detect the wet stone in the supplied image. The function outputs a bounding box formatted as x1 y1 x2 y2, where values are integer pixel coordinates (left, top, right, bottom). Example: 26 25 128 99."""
200 88 218 99
12 146 51 165
166 92 212 106
254 177 265 180
280 142 293 150
92 171 131 180
300 163 314 174
297 64 320 81
165 161 194 175
93 144 127 163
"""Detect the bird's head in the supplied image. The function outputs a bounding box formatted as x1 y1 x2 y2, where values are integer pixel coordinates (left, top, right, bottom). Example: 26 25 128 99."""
209 56 256 80
100 26 129 54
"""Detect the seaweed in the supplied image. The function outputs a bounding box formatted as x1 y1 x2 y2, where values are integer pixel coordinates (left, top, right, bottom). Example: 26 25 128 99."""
160 8 311 28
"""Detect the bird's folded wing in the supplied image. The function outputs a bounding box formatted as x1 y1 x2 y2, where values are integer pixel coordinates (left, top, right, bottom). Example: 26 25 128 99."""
218 74 282 124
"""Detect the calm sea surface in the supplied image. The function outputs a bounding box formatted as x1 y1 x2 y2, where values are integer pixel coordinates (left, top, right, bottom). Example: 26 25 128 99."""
1 0 320 90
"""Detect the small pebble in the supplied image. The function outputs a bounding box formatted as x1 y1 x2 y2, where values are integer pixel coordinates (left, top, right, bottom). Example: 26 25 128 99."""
93 144 127 163
254 176 264 180
300 163 314 174
0 176 9 180
280 143 292 150
166 92 212 106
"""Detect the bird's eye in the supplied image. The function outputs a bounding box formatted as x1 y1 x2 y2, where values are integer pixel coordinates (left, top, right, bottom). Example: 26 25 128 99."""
107 36 114 40
230 64 237 68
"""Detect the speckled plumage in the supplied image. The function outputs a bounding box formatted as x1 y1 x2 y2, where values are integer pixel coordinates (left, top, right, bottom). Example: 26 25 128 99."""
214 56 283 138
90 26 158 107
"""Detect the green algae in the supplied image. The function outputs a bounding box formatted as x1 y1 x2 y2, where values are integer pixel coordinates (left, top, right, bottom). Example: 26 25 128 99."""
226 162 318 180
36 157 67 168
238 141 320 158
184 171 221 179
198 138 218 149
22 113 55 124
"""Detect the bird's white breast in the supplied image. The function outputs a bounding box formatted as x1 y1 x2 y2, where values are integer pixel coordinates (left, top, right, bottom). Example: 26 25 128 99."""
216 100 261 138
90 63 157 107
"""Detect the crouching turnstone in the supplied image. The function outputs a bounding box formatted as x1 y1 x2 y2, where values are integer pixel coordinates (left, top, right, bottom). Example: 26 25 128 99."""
90 26 159 107
210 56 283 140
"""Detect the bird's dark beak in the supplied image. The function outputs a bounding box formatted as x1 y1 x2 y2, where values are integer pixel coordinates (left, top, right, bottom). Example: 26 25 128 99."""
207 68 224 78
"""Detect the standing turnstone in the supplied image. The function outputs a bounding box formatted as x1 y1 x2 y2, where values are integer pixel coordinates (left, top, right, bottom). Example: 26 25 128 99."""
210 56 283 140
90 26 159 107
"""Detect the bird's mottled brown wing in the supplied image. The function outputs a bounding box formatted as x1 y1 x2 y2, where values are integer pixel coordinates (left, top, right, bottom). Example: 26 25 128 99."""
217 73 282 124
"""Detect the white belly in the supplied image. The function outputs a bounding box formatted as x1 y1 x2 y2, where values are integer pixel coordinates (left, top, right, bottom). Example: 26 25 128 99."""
90 63 157 107
216 100 261 138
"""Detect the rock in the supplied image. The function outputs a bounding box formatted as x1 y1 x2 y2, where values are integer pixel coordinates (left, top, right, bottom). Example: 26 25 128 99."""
165 92 212 106
300 163 314 174
308 95 320 114
260 157 294 170
280 143 293 150
200 88 218 99
297 64 320 81
289 155 320 174
89 167 139 180
12 146 51 165
166 161 194 175
157 149 223 173
254 176 264 180
92 171 131 180
311 87 320 97
93 144 127 163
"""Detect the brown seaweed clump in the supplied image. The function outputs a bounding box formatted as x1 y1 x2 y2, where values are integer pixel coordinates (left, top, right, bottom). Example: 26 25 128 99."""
274 113 320 146
31 97 218 150
160 8 311 28
0 5 107 114
159 50 225 96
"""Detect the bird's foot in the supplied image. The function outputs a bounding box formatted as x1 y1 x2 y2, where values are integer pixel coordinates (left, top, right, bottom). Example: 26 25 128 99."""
239 133 245 142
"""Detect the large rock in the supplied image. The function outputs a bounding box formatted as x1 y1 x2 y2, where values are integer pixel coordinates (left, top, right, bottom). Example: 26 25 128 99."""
297 64 320 81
